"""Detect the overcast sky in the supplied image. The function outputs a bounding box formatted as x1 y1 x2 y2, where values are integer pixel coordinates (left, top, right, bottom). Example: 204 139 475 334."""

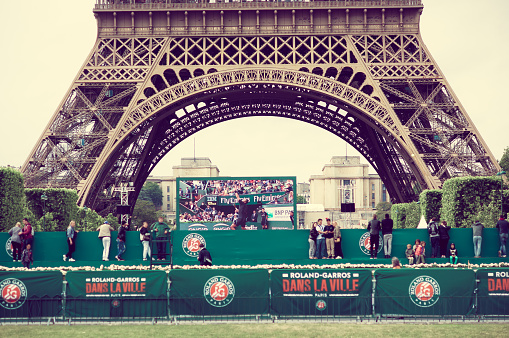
1 0 508 184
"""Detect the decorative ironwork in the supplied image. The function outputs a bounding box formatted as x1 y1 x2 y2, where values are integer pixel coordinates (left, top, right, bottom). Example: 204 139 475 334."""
22 1 500 214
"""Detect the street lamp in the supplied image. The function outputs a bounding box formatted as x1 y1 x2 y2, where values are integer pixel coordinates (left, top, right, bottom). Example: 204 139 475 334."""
41 194 48 231
497 171 506 216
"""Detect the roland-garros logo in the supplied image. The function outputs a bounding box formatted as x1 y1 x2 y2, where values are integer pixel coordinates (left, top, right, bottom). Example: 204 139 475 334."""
409 275 440 307
358 233 383 256
182 233 206 257
203 276 235 308
5 238 13 258
0 278 28 310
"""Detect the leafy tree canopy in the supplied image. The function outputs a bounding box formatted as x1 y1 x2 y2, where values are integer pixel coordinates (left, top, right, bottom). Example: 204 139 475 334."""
138 182 163 208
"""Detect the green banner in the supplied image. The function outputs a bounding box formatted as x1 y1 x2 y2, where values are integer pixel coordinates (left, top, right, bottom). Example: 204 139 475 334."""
374 268 475 316
65 271 167 318
477 268 509 315
270 269 372 316
0 271 62 318
169 269 269 316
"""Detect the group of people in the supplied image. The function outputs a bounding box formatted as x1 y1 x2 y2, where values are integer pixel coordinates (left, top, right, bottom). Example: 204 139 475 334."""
308 218 343 259
8 219 34 268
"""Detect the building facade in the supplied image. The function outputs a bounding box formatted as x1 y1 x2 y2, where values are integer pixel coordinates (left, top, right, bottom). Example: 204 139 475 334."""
309 156 389 228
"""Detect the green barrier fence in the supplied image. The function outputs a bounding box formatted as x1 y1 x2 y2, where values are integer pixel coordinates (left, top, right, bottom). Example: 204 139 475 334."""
0 271 62 319
270 269 372 317
374 268 476 317
168 269 269 317
1 269 509 321
65 271 168 319
477 268 509 316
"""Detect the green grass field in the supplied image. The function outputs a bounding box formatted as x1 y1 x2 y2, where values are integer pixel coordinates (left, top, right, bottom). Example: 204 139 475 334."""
0 323 507 337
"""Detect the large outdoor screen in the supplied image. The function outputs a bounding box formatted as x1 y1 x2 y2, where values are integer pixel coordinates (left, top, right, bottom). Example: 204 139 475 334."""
177 177 296 231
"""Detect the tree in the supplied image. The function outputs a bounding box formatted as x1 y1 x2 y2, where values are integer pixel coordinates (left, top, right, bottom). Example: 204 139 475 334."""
375 201 392 221
132 199 160 229
138 182 163 209
500 147 509 173
296 195 307 204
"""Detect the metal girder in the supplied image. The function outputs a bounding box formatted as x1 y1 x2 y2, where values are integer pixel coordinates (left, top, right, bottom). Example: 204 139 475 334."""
21 1 501 214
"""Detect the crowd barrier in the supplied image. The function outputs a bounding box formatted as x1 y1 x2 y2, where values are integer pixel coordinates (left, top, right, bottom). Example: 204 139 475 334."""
1 268 508 323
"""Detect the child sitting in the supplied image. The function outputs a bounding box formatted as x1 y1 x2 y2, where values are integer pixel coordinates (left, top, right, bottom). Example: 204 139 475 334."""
21 244 33 269
449 243 458 264
412 239 421 253
405 244 415 265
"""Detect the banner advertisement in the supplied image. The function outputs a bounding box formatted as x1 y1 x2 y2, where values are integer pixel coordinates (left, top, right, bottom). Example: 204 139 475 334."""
270 269 372 316
169 269 269 316
374 268 476 316
65 271 167 318
0 271 62 318
476 268 509 315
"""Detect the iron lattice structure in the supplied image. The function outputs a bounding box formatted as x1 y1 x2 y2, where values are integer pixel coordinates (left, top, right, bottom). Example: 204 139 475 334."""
22 0 500 214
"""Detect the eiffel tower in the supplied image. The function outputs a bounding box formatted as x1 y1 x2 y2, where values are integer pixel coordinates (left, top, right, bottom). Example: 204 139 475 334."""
21 0 500 214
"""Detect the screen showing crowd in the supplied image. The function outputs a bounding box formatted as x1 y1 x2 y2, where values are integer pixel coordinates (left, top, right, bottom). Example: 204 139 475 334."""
177 177 296 230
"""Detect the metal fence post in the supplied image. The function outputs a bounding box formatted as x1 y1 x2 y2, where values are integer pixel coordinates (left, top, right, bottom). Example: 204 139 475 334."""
62 280 68 321
371 270 376 319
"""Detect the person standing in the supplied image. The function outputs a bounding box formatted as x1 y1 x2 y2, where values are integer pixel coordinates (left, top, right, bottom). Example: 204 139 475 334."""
308 222 318 259
427 218 440 258
140 221 151 261
496 215 509 258
324 218 335 259
115 223 128 261
438 220 451 258
367 214 381 259
260 208 268 229
381 213 393 258
152 217 170 260
235 193 249 230
19 218 34 250
63 221 78 262
333 221 343 259
97 221 114 261
472 220 484 258
197 243 212 266
315 219 326 259
21 244 33 269
250 210 258 223
8 222 23 262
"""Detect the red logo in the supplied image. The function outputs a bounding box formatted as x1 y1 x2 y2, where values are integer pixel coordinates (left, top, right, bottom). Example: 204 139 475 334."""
210 282 229 301
187 238 201 253
415 282 434 301
2 284 21 304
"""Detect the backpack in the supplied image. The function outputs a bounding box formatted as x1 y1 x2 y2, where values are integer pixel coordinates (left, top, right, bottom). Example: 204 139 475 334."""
428 222 438 236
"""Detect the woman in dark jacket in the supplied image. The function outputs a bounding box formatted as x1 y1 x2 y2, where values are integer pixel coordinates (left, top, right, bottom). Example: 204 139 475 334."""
439 220 451 258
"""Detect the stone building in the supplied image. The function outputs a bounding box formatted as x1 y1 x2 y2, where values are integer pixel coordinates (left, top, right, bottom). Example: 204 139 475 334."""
308 156 389 228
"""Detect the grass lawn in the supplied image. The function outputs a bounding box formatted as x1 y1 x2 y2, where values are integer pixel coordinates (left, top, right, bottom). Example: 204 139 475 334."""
0 323 507 337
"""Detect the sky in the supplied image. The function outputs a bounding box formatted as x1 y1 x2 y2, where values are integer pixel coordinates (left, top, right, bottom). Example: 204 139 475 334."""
1 0 508 184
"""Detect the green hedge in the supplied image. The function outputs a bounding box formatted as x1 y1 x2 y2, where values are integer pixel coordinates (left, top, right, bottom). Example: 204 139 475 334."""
391 202 420 229
25 188 78 231
440 176 502 228
419 189 442 223
0 168 24 232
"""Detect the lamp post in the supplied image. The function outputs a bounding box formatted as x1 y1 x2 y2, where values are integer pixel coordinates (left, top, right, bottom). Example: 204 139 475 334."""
41 194 48 231
497 171 506 216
